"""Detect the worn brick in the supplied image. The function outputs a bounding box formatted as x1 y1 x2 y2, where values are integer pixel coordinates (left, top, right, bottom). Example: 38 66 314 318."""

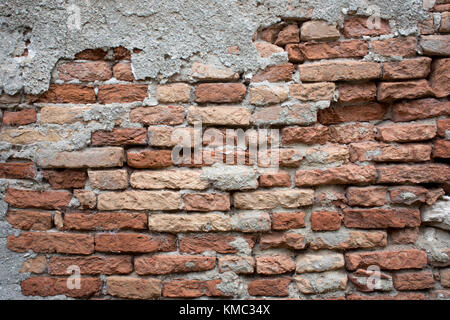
299 61 381 82
256 255 295 275
97 84 148 103
349 142 432 162
345 249 428 270
126 150 173 169
310 230 387 250
95 233 176 253
218 256 255 274
37 84 95 104
376 164 450 184
382 57 432 80
42 170 86 189
393 272 435 291
195 83 246 103
2 109 36 126
252 104 317 126
6 210 52 231
434 139 450 158
343 17 391 37
180 234 256 254
346 186 387 207
249 85 288 105
75 48 107 60
377 80 433 102
192 62 239 81
97 190 180 211
420 35 450 56
163 279 228 298
318 103 388 125
248 278 290 296
301 21 340 41
149 214 231 232
49 256 133 275
63 212 146 230
130 105 184 125
187 106 250 126
344 208 421 229
112 61 134 81
295 164 376 187
58 61 111 82
392 98 450 122
376 123 436 142
259 171 291 188
21 277 101 298
157 83 191 103
40 106 91 124
337 82 376 103
299 40 369 60
234 189 314 209
1 128 68 144
310 211 342 231
92 128 147 146
328 124 375 144
429 58 450 98
183 193 230 212
135 255 216 275
107 276 161 299
254 41 285 58
282 125 328 145
260 232 307 250
371 37 417 57
272 212 305 230
0 162 36 179
275 24 299 45
5 188 72 210
252 63 294 82
437 119 450 137
74 190 96 209
88 169 128 190
131 170 208 190
296 252 344 273
390 227 420 244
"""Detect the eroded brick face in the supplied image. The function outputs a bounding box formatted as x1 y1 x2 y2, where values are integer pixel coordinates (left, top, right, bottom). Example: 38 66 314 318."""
2 11 449 301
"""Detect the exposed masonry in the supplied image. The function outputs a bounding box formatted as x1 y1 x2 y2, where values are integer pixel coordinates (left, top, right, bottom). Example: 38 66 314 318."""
0 0 449 300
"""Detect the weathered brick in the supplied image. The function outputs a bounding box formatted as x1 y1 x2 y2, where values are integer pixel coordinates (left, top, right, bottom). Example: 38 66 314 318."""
285 44 304 62
249 85 288 105
437 118 450 137
390 227 420 244
282 125 328 145
348 269 394 292
252 63 294 82
272 212 305 230
310 211 342 231
343 17 391 37
349 142 432 162
0 162 36 179
248 278 290 296
218 256 255 274
298 40 368 60
5 188 72 210
97 190 180 211
49 256 133 275
42 170 86 189
192 62 239 81
148 214 231 232
376 164 450 184
8 232 94 255
440 11 450 32
299 61 381 82
2 109 36 126
6 210 52 231
344 208 421 229
40 106 91 124
260 232 307 250
187 106 250 126
97 84 148 103
91 128 147 146
346 186 387 207
195 83 246 103
113 46 131 60
20 256 47 274
252 104 317 126
328 124 375 144
429 58 450 98
130 106 184 125
148 126 193 147
433 139 450 158
157 83 191 103
112 61 134 81
38 147 124 169
234 189 314 209
296 252 344 273
135 255 216 275
310 230 387 250
337 82 376 103
256 255 295 275
74 190 96 209
107 276 161 299
295 164 376 187
440 269 450 288
392 98 450 122
63 212 147 230
254 41 284 58
376 123 436 142
126 150 173 169
179 234 256 254
345 249 428 270
259 23 285 43
382 57 432 80
389 186 429 205
75 48 107 60
259 171 291 188
371 37 417 57
1 128 68 144
163 279 228 298
347 292 425 300
58 61 111 82
95 233 176 253
300 21 340 41
183 193 230 211
318 103 388 125
131 170 208 190
88 169 128 190
37 84 95 104
393 272 435 291
275 24 299 45
289 82 335 102
377 80 433 102
232 212 271 233
420 35 450 56
21 277 101 298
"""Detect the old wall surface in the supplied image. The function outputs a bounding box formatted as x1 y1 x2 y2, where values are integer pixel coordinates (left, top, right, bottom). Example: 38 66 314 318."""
0 0 449 300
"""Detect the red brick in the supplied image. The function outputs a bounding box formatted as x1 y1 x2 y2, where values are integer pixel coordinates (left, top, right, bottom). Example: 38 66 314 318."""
91 128 147 146
344 208 421 229
349 142 432 162
376 164 450 184
282 125 328 145
433 139 450 158
382 57 432 80
7 232 94 254
392 98 450 122
106 276 160 299
343 17 391 38
390 227 420 244
318 103 388 125
437 118 450 137
295 164 376 187
63 212 147 230
285 44 304 62
377 80 433 102
135 255 216 275
195 83 246 103
163 279 229 298
37 84 95 104
97 84 148 103
345 249 428 271
260 171 291 188
48 256 133 275
126 150 173 168
376 123 436 142
259 23 285 43
5 188 72 210
130 106 184 125
260 232 307 250
179 234 256 254
389 186 428 205
328 124 375 144
393 272 435 291
256 255 295 275
429 58 450 98
95 233 176 253
252 63 294 82
42 170 86 189
299 40 368 61
182 193 230 211
274 24 299 46
337 82 376 103
0 162 35 179
248 278 290 296
346 186 387 207
58 61 112 82
272 212 305 230
371 37 417 57
75 49 107 60
311 211 342 231
113 46 131 60
2 109 36 126
347 292 425 300
21 277 101 298
299 61 381 82
113 62 134 81
6 210 52 231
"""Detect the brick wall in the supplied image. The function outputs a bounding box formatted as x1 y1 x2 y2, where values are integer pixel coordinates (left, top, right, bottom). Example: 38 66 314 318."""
1 6 450 300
